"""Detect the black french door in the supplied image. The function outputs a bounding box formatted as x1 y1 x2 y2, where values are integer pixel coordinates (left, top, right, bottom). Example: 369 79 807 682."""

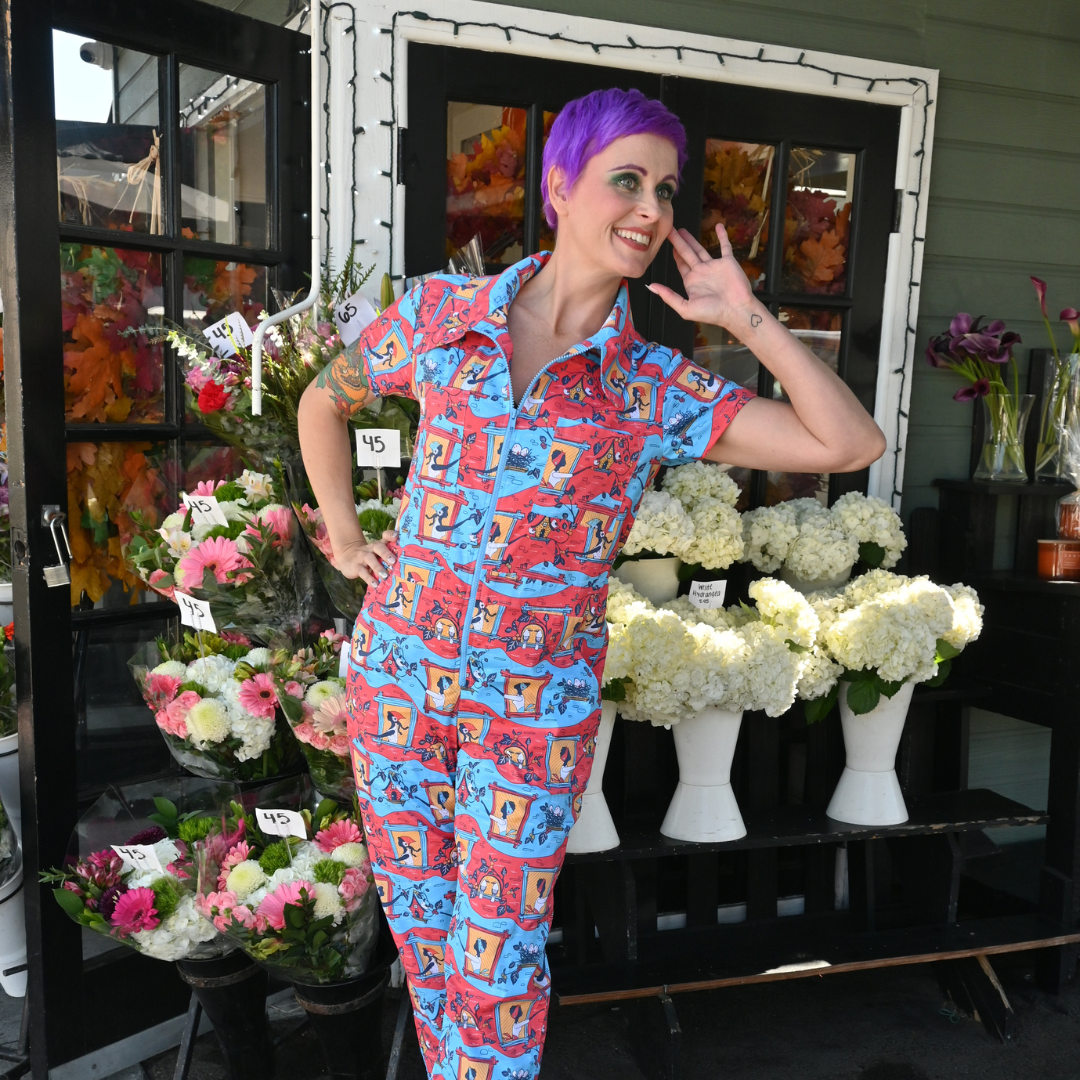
0 0 308 1070
404 43 899 506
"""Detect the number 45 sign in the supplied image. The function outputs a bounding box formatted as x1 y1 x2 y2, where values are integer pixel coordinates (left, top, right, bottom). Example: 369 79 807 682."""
356 429 400 470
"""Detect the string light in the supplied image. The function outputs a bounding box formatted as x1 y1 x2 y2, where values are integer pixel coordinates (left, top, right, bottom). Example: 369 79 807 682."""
321 2 361 259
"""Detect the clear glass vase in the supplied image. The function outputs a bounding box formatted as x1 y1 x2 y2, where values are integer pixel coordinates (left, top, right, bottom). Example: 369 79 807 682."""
973 391 1034 483
1035 354 1080 481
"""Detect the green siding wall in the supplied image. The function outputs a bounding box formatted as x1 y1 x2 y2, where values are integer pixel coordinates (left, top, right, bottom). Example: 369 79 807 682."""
491 0 1080 529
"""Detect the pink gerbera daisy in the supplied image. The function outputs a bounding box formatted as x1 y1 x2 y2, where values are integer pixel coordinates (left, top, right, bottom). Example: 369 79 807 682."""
191 479 226 496
110 887 160 937
256 880 311 931
238 673 278 719
313 694 349 736
177 536 251 589
315 819 362 853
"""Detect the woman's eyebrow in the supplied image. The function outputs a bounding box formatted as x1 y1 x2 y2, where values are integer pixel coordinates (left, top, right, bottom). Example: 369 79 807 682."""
609 163 678 186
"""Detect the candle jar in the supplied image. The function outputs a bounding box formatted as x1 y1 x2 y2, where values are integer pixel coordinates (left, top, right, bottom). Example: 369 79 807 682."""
1037 538 1080 581
1057 491 1080 539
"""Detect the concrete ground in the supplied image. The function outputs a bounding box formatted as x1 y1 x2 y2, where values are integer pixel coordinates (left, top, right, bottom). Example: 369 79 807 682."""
112 951 1079 1080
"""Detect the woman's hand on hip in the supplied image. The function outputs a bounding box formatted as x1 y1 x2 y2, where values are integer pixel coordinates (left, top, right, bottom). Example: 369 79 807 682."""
336 530 398 585
646 224 760 332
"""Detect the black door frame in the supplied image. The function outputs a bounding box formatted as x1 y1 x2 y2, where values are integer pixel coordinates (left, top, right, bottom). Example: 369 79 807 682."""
0 0 309 1070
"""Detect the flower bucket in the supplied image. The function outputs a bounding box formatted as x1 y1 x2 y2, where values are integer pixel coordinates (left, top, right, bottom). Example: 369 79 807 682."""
566 701 620 854
0 849 26 997
779 564 852 595
175 950 273 1080
291 923 397 1080
614 557 681 604
0 584 11 627
826 680 915 826
0 733 19 840
661 707 746 843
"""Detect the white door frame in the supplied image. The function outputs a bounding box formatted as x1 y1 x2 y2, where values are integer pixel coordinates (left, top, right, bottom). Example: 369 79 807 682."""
322 1 938 508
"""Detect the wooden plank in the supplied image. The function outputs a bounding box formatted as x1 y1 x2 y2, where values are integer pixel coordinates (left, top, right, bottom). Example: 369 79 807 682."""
934 83 1080 156
927 0 1080 37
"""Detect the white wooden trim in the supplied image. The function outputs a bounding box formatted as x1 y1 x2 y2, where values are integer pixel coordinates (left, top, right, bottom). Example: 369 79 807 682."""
323 0 939 508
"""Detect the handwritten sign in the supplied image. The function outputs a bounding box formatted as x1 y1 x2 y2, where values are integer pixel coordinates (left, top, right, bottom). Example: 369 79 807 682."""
175 591 217 632
203 312 253 358
688 580 728 610
182 493 229 529
356 428 401 470
333 292 379 348
256 807 307 840
112 843 163 874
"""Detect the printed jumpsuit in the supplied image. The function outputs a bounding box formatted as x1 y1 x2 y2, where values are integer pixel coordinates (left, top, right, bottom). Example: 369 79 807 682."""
330 252 753 1080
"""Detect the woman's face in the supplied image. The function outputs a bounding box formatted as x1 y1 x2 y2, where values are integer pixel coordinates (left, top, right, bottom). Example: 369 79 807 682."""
549 133 679 279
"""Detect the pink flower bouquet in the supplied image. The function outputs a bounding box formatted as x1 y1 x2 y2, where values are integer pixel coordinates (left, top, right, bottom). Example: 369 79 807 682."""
41 778 237 962
125 468 311 636
130 631 302 783
196 786 378 984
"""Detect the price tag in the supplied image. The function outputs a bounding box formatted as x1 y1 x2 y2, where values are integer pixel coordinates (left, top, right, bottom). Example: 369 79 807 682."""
112 843 163 874
338 647 349 680
182 493 229 528
175 591 217 632
256 807 308 840
203 312 254 357
356 428 401 469
688 580 728 610
333 292 379 348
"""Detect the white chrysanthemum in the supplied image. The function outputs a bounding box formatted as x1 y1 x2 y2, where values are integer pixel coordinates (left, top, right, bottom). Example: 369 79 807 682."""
329 842 368 868
682 499 744 570
243 648 272 669
662 460 740 511
238 470 275 501
185 699 231 745
306 680 341 708
186 654 235 694
152 661 188 680
313 881 345 924
217 500 251 523
942 583 983 650
132 894 219 961
831 491 908 568
622 490 695 558
226 860 267 900
160 511 186 532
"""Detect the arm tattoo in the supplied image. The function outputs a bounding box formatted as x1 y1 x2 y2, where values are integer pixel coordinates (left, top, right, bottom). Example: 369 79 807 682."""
316 346 374 417
749 313 762 328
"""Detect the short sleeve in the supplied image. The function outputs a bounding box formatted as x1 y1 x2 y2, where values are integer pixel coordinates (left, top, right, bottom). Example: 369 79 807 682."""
320 284 422 417
657 354 755 464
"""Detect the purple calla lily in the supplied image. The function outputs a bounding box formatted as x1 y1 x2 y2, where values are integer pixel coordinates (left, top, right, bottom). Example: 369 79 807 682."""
1062 308 1080 350
1032 277 1048 318
953 378 991 402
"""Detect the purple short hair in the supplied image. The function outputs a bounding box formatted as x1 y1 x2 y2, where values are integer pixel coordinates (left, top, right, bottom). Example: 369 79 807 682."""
541 88 687 231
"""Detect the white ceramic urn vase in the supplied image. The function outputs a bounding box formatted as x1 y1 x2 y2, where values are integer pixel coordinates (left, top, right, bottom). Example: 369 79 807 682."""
826 680 915 826
0 850 26 997
614 557 681 605
661 707 746 843
779 564 853 595
566 701 620 854
0 733 18 841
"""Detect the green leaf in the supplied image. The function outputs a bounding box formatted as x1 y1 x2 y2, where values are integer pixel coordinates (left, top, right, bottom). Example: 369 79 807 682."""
279 692 304 724
935 637 961 662
845 679 882 716
924 657 952 688
154 797 178 818
858 541 886 568
677 561 701 583
804 683 839 725
601 677 627 703
786 640 810 654
53 889 87 918
286 904 306 930
875 676 906 699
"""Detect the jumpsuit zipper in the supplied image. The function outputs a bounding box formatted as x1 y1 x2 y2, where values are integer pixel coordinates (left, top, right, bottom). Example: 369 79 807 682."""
457 343 571 686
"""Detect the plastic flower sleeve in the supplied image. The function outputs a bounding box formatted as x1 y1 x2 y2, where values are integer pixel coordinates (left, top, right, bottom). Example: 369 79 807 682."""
40 777 239 962
129 632 303 783
195 778 379 985
0 795 17 891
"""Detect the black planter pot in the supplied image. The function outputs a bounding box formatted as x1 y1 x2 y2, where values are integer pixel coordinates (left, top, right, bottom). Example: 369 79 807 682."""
291 927 398 1080
176 950 274 1080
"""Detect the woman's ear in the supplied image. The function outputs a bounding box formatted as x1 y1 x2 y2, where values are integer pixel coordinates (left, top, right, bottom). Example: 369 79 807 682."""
546 164 570 221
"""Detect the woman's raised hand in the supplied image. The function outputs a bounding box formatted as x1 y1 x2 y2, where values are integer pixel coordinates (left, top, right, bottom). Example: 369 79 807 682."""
647 224 759 332
335 530 398 586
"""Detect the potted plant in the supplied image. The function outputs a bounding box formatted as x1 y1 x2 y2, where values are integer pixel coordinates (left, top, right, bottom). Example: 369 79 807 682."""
798 570 984 825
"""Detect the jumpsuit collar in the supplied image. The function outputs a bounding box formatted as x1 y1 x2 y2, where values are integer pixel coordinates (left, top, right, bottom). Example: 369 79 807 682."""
419 252 637 406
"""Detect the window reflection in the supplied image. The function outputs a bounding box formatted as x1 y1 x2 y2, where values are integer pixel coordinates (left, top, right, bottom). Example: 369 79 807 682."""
782 148 855 295
182 256 266 336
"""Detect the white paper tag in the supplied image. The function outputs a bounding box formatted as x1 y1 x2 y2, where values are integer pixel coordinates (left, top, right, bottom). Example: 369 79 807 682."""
333 292 379 348
356 428 401 469
338 647 349 680
689 580 728 610
204 312 254 357
256 807 308 840
175 591 217 632
112 843 163 874
182 493 229 528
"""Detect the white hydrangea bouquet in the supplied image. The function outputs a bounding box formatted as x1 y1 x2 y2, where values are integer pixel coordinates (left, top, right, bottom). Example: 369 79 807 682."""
196 789 379 984
741 492 907 586
797 569 984 720
130 630 302 783
622 462 744 570
604 576 817 723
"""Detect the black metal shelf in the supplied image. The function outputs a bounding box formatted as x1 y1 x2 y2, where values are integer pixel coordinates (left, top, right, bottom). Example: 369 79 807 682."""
565 790 1045 865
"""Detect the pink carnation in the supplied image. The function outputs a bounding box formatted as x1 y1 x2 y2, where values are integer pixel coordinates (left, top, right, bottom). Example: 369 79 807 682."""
256 880 311 931
144 672 182 709
310 731 330 751
220 631 252 646
284 681 305 699
329 734 350 758
338 866 371 911
238 673 278 719
217 840 252 890
293 721 316 746
156 689 200 739
230 905 265 932
148 569 176 601
315 819 362 853
185 368 210 393
110 887 160 937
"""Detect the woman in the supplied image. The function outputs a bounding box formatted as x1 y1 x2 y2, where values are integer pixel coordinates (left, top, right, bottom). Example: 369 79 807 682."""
298 88 883 1079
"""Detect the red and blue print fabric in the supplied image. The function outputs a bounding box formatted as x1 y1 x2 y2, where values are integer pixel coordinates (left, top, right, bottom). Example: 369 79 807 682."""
330 252 753 1080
